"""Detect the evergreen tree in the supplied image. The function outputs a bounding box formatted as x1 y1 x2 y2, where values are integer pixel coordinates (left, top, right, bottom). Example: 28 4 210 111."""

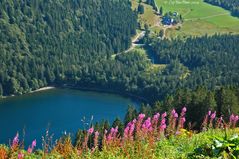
0 84 3 97
216 88 239 119
159 6 163 15
124 105 137 125
138 4 145 14
112 117 124 136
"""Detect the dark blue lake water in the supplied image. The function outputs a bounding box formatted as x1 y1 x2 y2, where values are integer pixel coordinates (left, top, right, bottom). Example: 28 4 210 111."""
0 88 139 146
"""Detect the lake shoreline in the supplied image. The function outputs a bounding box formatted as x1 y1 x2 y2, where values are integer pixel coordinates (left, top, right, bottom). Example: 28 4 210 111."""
1 86 55 99
0 85 149 104
59 85 149 103
30 86 55 93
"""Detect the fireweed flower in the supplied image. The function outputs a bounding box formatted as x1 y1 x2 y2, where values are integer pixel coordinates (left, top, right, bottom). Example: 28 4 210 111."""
174 113 178 118
152 113 160 130
107 128 114 142
180 107 187 117
93 131 99 150
171 109 176 115
12 133 19 148
202 111 212 130
153 113 160 121
233 115 239 128
113 126 118 137
230 114 235 124
160 123 166 131
18 152 24 159
107 127 118 142
177 107 187 129
88 127 94 135
182 107 187 113
209 111 216 128
180 117 186 128
234 115 239 122
216 116 223 129
95 131 99 137
28 139 37 153
161 118 166 125
160 116 167 132
129 123 135 135
168 109 178 133
208 110 212 116
27 147 32 153
124 121 135 140
124 126 129 138
142 117 152 133
138 113 145 120
162 112 167 118
210 111 216 119
32 139 36 147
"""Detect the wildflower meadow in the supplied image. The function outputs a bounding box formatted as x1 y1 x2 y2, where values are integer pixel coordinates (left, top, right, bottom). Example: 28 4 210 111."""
1 107 239 159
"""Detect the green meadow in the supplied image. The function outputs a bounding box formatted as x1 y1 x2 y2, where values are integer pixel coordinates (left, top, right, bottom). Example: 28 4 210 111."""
155 0 239 37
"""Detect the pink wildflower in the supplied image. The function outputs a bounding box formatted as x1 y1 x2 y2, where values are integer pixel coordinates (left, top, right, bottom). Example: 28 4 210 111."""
216 116 223 129
18 152 24 159
160 116 167 132
162 112 167 118
174 113 178 118
153 113 160 121
27 147 32 153
93 131 99 150
171 109 176 115
129 123 135 135
152 113 160 130
94 131 100 147
142 117 152 133
234 115 239 122
138 113 145 120
88 127 94 135
12 133 19 148
208 110 211 116
32 139 36 148
124 126 129 138
233 115 239 128
182 107 187 113
181 117 186 127
160 124 166 131
230 114 235 123
95 131 99 137
210 111 216 119
161 118 166 125
27 139 36 153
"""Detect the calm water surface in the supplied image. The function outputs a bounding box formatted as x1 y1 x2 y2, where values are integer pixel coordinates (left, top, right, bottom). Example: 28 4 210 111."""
0 88 139 146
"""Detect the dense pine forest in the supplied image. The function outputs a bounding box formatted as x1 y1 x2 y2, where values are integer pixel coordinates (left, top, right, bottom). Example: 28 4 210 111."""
150 34 239 90
0 0 137 96
204 0 239 17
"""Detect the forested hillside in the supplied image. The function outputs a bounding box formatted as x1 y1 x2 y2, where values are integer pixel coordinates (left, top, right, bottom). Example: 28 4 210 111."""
0 0 137 95
0 0 238 104
151 34 239 91
204 0 239 17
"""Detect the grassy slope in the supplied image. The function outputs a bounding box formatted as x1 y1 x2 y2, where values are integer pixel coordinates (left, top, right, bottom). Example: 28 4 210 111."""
131 0 159 27
81 129 239 158
155 0 239 37
2 129 238 158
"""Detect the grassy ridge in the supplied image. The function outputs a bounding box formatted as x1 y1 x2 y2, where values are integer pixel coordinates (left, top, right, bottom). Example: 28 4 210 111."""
131 0 159 27
155 0 239 37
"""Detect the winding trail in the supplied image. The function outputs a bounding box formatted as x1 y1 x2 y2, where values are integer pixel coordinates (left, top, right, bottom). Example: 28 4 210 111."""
116 31 146 55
